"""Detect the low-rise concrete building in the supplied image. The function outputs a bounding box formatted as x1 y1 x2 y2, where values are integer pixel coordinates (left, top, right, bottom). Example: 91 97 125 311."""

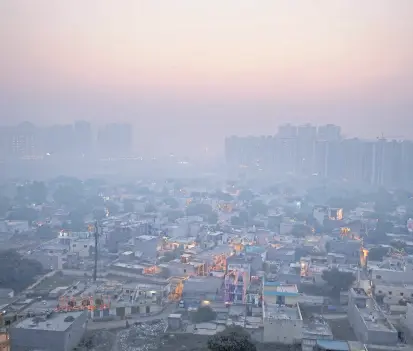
262 302 302 344
262 282 302 344
29 252 62 270
10 311 87 351
182 276 223 304
374 282 413 305
347 288 398 345
133 235 161 260
371 263 413 285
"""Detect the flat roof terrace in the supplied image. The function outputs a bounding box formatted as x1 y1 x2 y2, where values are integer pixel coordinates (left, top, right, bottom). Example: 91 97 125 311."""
14 311 85 332
263 302 302 321
357 298 397 333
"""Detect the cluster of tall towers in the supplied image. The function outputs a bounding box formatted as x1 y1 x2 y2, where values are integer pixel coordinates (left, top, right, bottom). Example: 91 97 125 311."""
0 121 133 159
225 124 413 188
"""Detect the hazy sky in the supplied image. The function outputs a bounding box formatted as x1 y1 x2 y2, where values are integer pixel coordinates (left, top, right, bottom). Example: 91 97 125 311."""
1 0 413 156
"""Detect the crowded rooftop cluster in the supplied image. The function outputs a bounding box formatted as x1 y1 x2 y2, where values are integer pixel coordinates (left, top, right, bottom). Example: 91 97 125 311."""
2 176 413 351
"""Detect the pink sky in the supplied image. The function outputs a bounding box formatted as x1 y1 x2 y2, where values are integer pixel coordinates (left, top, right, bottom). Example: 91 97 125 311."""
1 0 413 156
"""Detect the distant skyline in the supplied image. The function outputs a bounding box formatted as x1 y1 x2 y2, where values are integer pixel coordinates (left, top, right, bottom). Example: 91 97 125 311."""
1 0 413 157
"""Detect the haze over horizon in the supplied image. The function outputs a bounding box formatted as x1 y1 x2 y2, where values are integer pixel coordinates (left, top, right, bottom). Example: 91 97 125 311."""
1 0 413 157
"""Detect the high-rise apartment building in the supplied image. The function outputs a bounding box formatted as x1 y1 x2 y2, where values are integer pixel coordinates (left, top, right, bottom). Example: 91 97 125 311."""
224 124 412 188
317 124 341 141
296 124 317 176
74 121 92 156
401 141 413 189
97 123 133 157
43 124 75 156
0 122 40 159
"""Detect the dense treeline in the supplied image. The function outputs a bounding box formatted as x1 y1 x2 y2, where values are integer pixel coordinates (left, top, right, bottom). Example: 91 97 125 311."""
0 250 44 292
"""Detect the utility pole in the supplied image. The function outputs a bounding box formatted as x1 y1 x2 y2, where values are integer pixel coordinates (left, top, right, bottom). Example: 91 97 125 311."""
93 220 101 282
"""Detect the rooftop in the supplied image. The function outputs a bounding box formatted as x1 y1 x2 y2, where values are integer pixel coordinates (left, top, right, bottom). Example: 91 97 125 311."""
263 302 302 320
135 235 158 241
356 297 396 333
14 311 85 332
263 283 299 297
316 340 349 351
351 288 368 297
112 262 145 270
183 276 223 293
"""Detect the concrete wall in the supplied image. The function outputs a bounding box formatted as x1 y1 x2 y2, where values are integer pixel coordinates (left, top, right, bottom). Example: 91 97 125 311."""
278 273 301 286
30 253 62 270
367 329 398 346
405 304 413 334
375 283 413 305
263 318 302 344
10 312 87 351
134 238 159 259
65 311 88 351
348 295 369 344
10 328 66 351
372 265 413 285
348 293 397 345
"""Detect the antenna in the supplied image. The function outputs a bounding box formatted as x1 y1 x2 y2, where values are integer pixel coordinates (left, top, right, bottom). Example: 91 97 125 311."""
93 221 102 282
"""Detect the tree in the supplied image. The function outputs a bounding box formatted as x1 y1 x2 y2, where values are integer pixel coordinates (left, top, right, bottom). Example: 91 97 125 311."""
390 240 406 251
167 210 185 222
0 250 43 292
322 268 356 292
367 247 388 261
291 224 311 237
105 201 119 216
266 185 280 195
230 216 244 226
208 212 219 225
163 197 179 209
53 186 80 208
327 197 358 212
93 208 107 221
267 215 282 231
123 199 135 213
215 191 234 201
207 326 256 351
68 210 86 231
28 181 47 204
36 225 56 239
15 185 28 205
186 203 213 216
7 207 38 224
376 220 394 234
249 200 268 217
145 204 157 213
86 195 105 208
0 196 10 217
192 306 217 323
136 186 152 195
238 190 254 202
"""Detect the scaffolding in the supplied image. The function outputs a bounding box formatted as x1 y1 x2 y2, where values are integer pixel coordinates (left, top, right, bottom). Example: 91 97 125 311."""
168 276 187 301
55 294 111 312
224 269 249 304
209 253 227 272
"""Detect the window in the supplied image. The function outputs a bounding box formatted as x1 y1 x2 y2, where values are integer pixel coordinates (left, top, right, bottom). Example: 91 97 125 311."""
183 269 187 273
84 245 88 248
388 291 392 295
73 244 76 247
376 275 382 279
400 292 404 296
378 290 382 294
